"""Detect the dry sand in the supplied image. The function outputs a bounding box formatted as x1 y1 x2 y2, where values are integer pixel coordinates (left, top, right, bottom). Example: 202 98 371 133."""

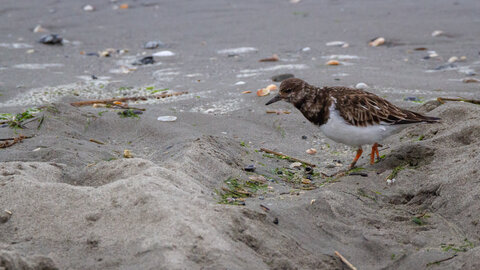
1 1 480 269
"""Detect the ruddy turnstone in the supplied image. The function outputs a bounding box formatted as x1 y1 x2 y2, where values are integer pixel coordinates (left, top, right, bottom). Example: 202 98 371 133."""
266 78 440 168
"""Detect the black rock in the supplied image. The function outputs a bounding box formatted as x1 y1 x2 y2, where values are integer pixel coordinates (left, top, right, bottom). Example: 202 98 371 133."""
271 73 294 82
38 34 63 45
132 56 155 65
301 135 307 140
91 75 98 80
144 41 165 49
404 96 420 102
244 164 256 172
305 167 313 174
273 217 279 225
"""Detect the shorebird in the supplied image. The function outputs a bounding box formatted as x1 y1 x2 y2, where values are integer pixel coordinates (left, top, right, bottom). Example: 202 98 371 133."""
265 78 440 168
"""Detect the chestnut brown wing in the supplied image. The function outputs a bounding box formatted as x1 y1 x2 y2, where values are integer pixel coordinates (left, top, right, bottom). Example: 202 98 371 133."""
327 87 440 126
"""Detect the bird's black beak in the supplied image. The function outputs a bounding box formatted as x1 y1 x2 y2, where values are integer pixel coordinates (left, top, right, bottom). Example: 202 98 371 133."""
265 94 282 105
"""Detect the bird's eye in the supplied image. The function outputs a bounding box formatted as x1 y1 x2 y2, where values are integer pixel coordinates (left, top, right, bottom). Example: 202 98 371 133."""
284 88 293 93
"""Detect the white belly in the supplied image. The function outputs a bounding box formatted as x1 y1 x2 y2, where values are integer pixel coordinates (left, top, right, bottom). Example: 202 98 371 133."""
319 106 404 147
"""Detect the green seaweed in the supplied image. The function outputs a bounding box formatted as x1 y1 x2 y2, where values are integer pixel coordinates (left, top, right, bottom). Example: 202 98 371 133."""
387 165 405 180
0 107 43 129
217 177 267 205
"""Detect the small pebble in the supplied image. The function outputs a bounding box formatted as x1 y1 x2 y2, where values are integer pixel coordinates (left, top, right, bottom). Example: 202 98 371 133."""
306 148 317 155
355 82 368 89
302 47 311 52
144 41 165 49
310 199 316 205
244 164 256 172
301 135 307 140
305 167 313 173
273 217 279 224
235 81 246 85
91 75 98 80
132 56 154 65
404 96 421 101
38 34 63 45
271 73 294 82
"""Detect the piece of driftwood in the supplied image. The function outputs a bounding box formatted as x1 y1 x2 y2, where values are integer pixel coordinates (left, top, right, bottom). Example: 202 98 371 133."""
266 110 291 114
260 147 316 167
89 139 105 145
334 251 357 270
437 97 480 105
70 91 188 107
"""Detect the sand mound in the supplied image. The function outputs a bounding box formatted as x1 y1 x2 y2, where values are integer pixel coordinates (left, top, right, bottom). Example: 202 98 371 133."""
1 101 480 269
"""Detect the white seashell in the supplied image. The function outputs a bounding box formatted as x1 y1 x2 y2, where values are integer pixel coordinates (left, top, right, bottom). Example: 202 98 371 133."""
431 30 444 37
153 50 175 57
157 116 177 122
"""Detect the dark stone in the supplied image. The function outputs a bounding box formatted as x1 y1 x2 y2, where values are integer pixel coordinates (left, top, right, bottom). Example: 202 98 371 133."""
273 217 279 224
271 73 294 82
132 56 155 65
244 164 255 172
38 34 63 45
404 96 421 101
91 75 98 80
301 135 307 140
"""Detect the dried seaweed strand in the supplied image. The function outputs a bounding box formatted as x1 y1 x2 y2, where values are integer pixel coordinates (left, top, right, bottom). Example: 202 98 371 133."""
334 251 357 270
437 97 480 105
0 135 27 148
70 91 189 107
260 147 316 167
426 254 457 266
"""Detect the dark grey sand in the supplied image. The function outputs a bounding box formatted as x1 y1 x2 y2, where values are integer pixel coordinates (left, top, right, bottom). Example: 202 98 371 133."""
1 0 480 269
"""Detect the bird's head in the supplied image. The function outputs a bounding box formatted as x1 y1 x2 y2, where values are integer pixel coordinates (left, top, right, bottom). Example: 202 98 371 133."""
265 78 307 105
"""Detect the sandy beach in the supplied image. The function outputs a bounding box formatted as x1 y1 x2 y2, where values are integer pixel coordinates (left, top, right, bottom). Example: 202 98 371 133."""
1 0 480 269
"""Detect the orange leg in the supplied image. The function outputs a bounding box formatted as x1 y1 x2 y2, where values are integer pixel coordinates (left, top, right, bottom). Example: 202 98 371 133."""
349 148 363 169
370 143 381 164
